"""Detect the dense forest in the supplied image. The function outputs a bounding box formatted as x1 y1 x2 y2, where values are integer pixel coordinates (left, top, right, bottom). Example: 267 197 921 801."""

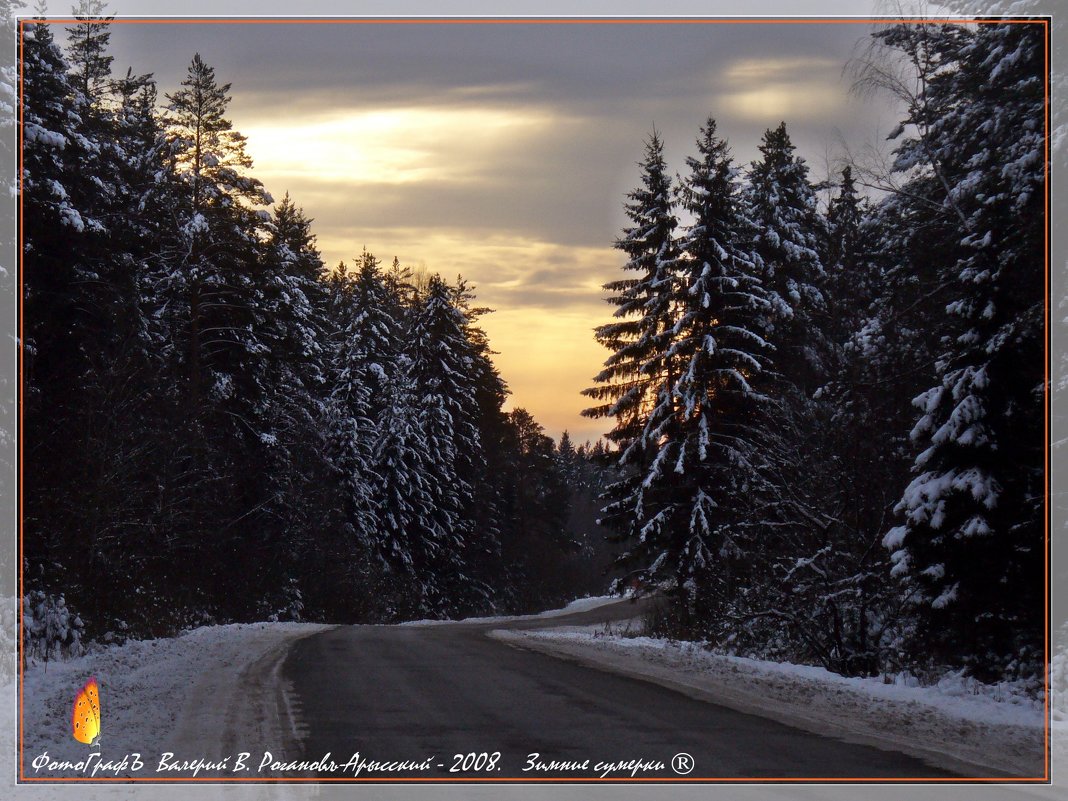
15 5 1048 691
585 19 1046 684
19 11 619 647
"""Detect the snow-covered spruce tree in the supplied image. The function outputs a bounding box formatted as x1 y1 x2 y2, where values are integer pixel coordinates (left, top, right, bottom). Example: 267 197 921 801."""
769 167 899 677
62 5 115 228
260 194 328 416
304 259 385 620
326 251 396 562
732 122 870 667
732 165 903 676
745 122 827 395
372 352 449 618
449 276 511 602
582 131 682 592
249 193 334 615
836 90 965 673
822 165 871 352
879 21 1046 681
258 194 327 429
21 18 97 383
642 118 774 636
59 12 166 384
403 274 491 616
21 16 108 615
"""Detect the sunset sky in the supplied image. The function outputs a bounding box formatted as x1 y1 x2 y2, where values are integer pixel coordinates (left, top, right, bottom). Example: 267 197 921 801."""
52 11 904 444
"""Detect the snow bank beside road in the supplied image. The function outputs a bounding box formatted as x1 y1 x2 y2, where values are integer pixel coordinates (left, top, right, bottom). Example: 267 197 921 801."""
13 622 331 780
494 626 1047 778
399 594 621 626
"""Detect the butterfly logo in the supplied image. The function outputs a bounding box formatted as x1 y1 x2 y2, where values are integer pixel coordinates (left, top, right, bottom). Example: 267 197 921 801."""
71 677 101 748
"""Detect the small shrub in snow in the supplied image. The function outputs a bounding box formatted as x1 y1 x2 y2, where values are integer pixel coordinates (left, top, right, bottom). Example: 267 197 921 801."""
22 591 84 667
259 579 304 623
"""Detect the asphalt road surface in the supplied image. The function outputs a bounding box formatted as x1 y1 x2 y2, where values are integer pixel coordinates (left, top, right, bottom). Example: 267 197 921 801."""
281 599 962 781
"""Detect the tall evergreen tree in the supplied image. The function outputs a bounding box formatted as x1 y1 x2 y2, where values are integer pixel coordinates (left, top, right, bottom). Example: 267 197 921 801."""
582 131 681 587
154 53 283 615
771 166 897 677
404 274 488 614
327 251 394 553
159 52 276 424
449 276 509 590
21 17 100 601
881 21 1046 680
745 122 826 394
661 118 774 625
65 1 112 105
822 165 870 351
372 353 452 617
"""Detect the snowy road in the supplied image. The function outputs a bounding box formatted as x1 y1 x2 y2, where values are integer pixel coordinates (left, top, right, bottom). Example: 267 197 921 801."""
18 596 1047 783
281 598 964 780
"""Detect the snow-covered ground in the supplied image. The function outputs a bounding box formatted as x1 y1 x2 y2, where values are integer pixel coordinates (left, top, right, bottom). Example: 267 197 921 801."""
8 596 621 783
5 597 1065 792
8 621 331 783
398 594 621 626
492 622 1050 778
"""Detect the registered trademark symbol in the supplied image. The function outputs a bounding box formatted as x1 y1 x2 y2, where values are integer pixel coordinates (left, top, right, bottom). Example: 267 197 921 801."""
671 753 694 775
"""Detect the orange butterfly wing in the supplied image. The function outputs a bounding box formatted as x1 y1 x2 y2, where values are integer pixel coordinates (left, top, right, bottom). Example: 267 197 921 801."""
71 677 101 746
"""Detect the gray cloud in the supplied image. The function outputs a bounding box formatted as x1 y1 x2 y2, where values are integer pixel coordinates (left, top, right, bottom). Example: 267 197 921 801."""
96 21 894 245
51 15 900 439
100 21 882 120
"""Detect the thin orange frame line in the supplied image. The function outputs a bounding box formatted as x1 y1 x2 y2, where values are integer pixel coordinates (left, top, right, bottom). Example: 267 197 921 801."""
17 16 25 795
12 12 1055 786
14 776 1055 783
1042 15 1051 786
17 15 1050 24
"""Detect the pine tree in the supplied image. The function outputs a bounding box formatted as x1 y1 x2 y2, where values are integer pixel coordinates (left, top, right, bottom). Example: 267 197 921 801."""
158 52 278 424
154 53 283 615
582 131 681 588
65 1 112 105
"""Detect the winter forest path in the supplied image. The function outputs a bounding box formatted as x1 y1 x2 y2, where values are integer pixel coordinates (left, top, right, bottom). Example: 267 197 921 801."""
280 598 969 781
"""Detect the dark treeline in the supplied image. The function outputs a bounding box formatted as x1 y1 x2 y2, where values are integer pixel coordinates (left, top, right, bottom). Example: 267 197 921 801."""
585 20 1045 684
20 12 617 645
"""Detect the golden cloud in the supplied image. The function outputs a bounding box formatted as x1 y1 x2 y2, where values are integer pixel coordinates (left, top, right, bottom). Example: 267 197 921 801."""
720 84 845 122
717 56 848 122
241 106 557 186
723 56 841 83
